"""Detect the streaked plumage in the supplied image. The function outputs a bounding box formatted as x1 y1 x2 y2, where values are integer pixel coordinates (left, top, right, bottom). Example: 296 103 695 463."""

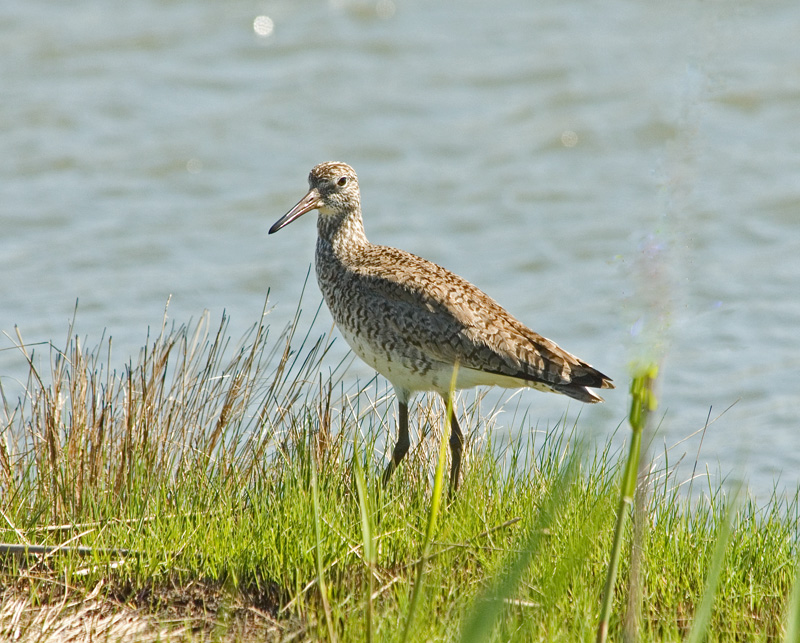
269 161 613 491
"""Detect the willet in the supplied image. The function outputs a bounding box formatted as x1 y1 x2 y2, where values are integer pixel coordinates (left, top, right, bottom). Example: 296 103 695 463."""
269 162 613 491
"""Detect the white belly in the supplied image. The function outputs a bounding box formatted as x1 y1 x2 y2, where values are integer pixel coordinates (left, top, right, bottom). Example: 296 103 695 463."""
337 325 554 397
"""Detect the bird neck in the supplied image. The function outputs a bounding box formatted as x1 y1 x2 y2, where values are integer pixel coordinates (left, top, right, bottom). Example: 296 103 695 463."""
317 207 370 257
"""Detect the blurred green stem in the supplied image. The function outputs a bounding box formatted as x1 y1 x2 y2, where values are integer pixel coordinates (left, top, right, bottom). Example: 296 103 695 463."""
597 365 658 643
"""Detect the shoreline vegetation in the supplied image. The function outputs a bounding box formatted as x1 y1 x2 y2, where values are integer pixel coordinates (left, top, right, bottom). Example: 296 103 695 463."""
1 302 798 641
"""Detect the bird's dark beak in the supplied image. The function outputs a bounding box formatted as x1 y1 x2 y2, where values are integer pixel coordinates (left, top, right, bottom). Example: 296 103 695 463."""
269 188 323 234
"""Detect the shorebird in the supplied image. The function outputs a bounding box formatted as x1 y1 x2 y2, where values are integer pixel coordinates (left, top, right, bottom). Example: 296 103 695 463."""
269 162 613 492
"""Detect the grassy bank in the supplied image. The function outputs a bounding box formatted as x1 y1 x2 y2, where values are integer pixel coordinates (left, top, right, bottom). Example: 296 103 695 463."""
1 305 798 641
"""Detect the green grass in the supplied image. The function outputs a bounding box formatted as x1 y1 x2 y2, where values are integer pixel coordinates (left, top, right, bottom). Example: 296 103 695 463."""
1 302 798 641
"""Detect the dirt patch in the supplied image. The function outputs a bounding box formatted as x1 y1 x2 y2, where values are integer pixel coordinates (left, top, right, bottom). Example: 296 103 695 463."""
2 577 303 642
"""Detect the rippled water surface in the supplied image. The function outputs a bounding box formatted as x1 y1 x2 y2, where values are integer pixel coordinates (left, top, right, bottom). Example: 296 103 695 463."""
2 1 799 499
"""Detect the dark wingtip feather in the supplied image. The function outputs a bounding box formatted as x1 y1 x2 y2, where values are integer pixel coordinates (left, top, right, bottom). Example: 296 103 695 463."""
571 366 613 389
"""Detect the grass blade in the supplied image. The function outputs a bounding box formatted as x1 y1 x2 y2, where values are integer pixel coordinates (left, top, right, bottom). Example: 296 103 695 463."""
401 364 458 643
597 364 658 643
783 550 800 642
459 449 580 643
352 430 375 643
685 484 740 643
310 451 337 643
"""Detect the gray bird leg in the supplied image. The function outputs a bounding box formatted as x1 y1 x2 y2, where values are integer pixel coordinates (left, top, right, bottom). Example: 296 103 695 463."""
383 400 410 485
443 393 464 494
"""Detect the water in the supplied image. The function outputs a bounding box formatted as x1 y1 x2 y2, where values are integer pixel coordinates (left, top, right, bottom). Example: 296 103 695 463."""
2 0 799 500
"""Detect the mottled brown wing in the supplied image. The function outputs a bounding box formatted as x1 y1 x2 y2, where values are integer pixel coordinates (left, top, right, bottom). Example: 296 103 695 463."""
350 246 613 398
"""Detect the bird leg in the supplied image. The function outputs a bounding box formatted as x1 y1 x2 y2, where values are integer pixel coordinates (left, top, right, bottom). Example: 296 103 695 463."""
443 393 464 494
382 400 410 486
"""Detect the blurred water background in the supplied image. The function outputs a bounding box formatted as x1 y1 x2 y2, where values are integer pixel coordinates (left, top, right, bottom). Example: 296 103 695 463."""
2 0 799 500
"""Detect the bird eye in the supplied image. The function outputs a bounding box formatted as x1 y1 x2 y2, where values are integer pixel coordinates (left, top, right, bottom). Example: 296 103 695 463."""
337 176 348 187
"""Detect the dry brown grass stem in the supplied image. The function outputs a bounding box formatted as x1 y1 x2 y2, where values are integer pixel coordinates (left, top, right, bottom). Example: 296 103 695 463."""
1 295 337 526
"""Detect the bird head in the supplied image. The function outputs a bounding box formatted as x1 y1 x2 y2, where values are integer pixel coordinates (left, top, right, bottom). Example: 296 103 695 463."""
269 162 360 234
